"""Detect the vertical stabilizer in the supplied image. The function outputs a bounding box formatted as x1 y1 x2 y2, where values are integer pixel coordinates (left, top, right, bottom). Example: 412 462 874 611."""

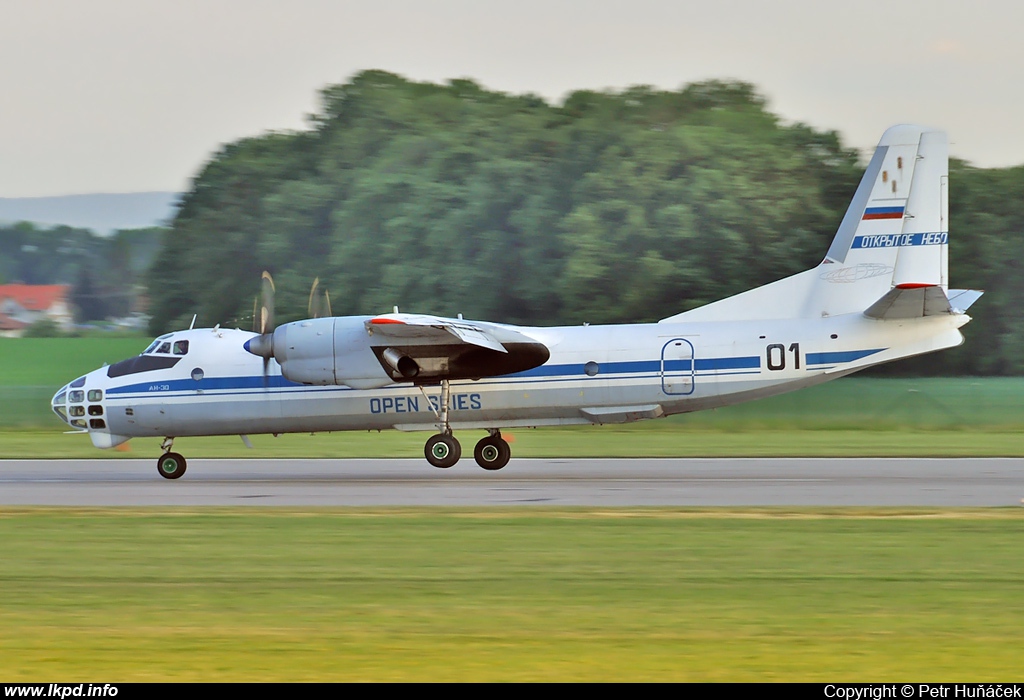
810 125 948 318
661 125 950 323
823 125 947 283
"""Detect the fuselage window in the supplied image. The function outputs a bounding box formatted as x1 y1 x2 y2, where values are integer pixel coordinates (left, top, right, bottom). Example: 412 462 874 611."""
69 390 84 403
88 389 103 402
173 340 189 355
156 342 171 354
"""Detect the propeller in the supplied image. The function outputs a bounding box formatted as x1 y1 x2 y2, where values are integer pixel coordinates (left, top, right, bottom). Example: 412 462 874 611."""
260 271 275 334
243 271 277 385
245 272 333 385
308 277 332 319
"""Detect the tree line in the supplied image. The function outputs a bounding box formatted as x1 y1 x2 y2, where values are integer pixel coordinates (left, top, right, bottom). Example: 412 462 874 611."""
0 224 162 324
144 70 1023 375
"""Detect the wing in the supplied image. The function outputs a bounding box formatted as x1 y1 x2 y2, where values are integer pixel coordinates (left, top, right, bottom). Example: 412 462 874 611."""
364 313 550 381
366 313 508 352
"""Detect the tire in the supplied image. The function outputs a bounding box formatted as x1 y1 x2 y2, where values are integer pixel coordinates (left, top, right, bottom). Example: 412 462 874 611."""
157 452 187 480
424 434 461 469
474 435 511 471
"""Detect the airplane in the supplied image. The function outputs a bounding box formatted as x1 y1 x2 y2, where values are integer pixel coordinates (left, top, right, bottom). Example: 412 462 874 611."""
51 124 982 479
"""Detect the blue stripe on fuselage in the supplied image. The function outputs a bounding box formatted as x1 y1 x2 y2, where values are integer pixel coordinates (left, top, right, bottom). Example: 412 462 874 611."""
105 374 308 395
104 355 763 396
507 356 761 378
105 351 882 397
805 348 884 365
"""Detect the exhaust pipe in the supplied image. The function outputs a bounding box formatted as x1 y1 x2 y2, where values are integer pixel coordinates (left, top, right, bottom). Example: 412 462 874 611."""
382 347 420 378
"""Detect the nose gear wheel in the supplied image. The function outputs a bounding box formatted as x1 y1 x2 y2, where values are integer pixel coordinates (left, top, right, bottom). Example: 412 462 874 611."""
157 452 187 479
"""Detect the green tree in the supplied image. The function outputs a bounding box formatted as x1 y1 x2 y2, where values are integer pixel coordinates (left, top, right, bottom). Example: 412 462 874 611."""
141 70 1009 377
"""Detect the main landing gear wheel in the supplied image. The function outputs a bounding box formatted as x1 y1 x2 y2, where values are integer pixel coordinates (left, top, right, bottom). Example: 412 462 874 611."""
474 435 511 471
425 434 461 469
157 452 187 480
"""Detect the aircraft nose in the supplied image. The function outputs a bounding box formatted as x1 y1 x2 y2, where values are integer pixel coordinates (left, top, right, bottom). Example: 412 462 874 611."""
51 386 70 425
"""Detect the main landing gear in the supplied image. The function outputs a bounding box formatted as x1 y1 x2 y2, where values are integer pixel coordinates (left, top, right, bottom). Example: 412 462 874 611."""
157 437 187 480
473 432 511 471
420 381 511 470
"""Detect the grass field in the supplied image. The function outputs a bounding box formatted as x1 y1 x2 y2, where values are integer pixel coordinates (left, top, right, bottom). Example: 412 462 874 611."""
3 339 1022 681
0 337 146 386
1 507 1021 681
0 337 147 429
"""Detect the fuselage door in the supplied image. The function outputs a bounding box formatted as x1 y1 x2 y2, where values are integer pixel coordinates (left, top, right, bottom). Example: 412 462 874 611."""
661 338 695 395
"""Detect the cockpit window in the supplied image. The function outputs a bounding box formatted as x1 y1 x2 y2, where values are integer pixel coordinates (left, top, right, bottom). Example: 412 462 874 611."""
143 336 189 356
107 354 182 378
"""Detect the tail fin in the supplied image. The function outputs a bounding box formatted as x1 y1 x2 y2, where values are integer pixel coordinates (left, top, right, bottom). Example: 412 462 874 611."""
662 125 953 323
821 124 948 295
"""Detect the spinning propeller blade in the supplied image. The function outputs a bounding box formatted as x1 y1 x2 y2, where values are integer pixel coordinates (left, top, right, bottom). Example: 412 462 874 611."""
308 277 332 319
259 271 275 383
246 272 331 386
260 271 275 335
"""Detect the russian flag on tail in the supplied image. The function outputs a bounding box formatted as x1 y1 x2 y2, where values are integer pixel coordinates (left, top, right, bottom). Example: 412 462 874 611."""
862 206 905 220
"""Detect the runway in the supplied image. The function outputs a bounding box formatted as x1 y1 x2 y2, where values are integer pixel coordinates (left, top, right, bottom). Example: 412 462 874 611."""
1 457 1022 506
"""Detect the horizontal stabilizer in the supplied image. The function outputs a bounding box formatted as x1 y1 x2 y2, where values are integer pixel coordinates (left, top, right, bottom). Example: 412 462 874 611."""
947 289 983 312
863 285 980 320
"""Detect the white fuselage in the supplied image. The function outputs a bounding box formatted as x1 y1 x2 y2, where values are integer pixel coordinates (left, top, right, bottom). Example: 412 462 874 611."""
49 124 979 473
52 310 968 449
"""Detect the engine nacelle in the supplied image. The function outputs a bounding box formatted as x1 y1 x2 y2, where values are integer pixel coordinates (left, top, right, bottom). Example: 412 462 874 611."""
256 317 394 389
247 315 550 387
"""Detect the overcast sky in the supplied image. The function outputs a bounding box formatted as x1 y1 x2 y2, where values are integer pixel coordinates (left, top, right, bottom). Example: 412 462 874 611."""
2 0 1021 197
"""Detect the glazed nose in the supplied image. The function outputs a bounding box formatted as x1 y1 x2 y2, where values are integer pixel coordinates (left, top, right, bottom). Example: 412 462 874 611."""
51 387 70 425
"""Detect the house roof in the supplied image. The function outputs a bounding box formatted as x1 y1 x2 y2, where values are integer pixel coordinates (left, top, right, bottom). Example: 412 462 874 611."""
0 284 69 311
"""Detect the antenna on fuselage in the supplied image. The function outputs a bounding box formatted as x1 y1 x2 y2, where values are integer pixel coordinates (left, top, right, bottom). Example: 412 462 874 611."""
189 314 197 330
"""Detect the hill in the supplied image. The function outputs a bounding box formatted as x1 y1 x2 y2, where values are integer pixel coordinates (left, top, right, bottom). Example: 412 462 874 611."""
0 192 179 234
